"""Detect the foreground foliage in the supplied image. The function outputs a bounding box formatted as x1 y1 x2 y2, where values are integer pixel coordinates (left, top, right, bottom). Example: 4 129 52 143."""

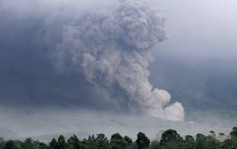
1 127 237 149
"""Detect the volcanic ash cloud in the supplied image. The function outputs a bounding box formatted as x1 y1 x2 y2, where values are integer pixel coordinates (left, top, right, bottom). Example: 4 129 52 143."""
55 0 184 121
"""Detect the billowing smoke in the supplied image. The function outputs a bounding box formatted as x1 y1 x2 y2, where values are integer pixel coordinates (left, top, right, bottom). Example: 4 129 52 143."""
55 0 184 121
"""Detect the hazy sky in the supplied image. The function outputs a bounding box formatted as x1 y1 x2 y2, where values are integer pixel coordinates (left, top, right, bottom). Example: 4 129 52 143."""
0 0 237 141
151 0 237 59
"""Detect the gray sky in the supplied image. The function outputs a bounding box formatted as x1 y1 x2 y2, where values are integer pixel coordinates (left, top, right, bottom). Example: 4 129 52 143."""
0 0 237 141
151 0 237 59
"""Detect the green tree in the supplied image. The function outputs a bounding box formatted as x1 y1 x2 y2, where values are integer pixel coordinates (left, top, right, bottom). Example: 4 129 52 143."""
20 138 37 149
111 133 123 141
184 135 195 149
230 127 237 147
123 136 134 149
196 141 204 149
136 132 150 149
160 129 183 144
209 130 216 138
110 133 123 149
159 129 183 149
184 135 194 142
196 133 207 142
36 141 48 149
124 136 132 144
223 138 234 149
230 127 237 138
149 140 160 149
0 138 6 149
206 131 219 148
67 135 81 149
3 141 17 149
57 135 67 149
94 134 108 149
49 138 57 149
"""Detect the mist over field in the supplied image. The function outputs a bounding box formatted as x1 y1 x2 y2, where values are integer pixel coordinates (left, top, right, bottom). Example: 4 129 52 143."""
0 0 237 141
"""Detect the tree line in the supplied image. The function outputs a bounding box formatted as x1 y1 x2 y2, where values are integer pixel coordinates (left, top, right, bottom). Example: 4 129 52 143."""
1 127 237 149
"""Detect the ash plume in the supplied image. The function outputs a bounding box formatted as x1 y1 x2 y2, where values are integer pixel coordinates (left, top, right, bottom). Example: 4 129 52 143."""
55 0 184 121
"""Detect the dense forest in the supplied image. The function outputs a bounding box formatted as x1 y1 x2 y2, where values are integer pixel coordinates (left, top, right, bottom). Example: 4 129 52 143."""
0 127 237 149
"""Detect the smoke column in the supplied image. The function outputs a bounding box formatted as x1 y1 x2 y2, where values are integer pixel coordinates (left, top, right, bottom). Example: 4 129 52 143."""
55 0 184 121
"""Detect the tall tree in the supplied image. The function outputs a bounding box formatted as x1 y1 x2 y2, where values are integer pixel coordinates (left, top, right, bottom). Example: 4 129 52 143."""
20 138 37 149
95 134 109 149
160 129 183 144
230 127 237 147
3 141 17 149
185 135 195 142
123 136 134 149
49 138 57 149
196 133 207 142
230 127 237 138
136 132 150 149
67 134 81 149
110 133 123 149
184 135 195 149
57 135 67 149
149 140 160 149
123 136 132 144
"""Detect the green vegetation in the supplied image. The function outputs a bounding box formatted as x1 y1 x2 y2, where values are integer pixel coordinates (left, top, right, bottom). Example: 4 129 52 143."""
1 127 237 149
